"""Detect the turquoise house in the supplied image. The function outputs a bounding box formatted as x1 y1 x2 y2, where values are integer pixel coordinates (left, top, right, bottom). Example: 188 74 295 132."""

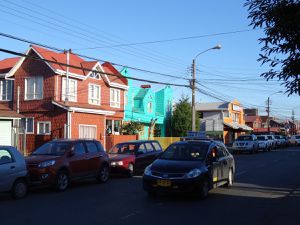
120 68 173 139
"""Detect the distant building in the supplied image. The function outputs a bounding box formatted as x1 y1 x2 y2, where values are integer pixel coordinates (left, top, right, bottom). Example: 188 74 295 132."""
121 68 172 139
196 100 252 144
244 108 258 116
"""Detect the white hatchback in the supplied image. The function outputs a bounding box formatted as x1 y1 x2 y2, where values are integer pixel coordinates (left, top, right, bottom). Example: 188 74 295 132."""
0 146 28 199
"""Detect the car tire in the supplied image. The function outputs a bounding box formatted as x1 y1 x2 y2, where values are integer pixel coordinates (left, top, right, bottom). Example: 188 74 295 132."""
55 170 69 191
127 163 134 178
97 164 109 183
224 169 234 188
11 178 27 199
199 178 209 199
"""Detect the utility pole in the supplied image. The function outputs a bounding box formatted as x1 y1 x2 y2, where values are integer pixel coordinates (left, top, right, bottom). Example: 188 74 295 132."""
267 97 270 134
292 109 295 134
65 49 70 139
191 59 196 131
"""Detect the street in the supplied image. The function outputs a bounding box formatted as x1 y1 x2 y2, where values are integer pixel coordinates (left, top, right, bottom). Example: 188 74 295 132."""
1 147 300 225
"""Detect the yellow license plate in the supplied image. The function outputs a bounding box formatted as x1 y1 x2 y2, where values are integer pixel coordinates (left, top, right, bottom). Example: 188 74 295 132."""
157 179 171 187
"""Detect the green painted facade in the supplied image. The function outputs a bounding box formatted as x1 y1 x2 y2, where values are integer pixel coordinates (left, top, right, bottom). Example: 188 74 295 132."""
121 68 173 139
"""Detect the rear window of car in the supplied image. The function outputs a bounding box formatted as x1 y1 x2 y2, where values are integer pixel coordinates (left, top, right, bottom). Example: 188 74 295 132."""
236 136 253 141
257 136 266 140
145 142 154 152
85 142 99 153
152 142 162 151
32 142 69 156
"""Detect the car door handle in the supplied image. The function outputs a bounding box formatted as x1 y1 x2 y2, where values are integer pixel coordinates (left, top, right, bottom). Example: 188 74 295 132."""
10 166 15 169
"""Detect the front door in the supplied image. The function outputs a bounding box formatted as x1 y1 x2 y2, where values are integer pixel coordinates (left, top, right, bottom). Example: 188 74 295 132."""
207 147 222 185
217 145 230 181
68 142 89 178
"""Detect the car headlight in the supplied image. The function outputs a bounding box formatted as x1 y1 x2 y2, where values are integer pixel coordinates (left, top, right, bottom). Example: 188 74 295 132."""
184 168 202 178
38 160 56 168
110 161 123 166
144 165 152 176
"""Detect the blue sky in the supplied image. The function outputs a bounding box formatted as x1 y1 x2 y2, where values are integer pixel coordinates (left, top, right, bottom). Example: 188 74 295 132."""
0 0 299 119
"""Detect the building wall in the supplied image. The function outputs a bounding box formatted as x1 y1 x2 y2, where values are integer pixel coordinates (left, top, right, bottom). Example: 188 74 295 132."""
201 111 224 132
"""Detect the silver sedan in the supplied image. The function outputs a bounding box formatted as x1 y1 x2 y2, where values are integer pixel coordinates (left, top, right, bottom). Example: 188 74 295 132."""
0 146 28 199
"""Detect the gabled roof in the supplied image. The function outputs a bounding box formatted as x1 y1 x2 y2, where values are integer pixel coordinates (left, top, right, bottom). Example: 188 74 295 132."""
245 115 262 123
5 45 128 89
0 57 19 74
196 102 229 111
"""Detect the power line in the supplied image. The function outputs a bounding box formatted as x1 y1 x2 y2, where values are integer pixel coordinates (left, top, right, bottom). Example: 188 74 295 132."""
0 32 190 81
1 0 187 70
73 29 255 50
0 47 190 88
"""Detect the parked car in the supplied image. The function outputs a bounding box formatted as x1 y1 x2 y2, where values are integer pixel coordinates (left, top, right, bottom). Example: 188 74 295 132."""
257 135 271 151
0 146 28 199
290 135 300 146
274 135 285 148
232 134 258 154
266 135 276 149
143 140 235 198
26 139 110 191
108 140 163 177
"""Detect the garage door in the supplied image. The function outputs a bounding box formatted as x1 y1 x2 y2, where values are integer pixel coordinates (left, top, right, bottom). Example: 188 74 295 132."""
0 121 12 146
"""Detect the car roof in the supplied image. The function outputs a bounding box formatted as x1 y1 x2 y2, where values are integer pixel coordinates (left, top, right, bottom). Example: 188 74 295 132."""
49 139 98 142
115 140 158 144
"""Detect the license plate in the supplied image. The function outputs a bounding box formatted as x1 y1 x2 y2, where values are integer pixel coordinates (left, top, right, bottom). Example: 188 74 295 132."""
157 179 171 187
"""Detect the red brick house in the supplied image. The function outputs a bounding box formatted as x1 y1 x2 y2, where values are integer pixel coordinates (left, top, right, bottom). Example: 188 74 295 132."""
5 45 128 153
245 115 262 129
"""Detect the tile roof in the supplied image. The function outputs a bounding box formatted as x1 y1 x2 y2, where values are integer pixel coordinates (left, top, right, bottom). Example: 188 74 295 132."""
245 115 262 123
101 62 127 85
0 57 19 74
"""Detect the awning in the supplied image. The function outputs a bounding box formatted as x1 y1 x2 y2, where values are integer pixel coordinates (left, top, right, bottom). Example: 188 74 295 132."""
0 105 24 119
223 122 253 131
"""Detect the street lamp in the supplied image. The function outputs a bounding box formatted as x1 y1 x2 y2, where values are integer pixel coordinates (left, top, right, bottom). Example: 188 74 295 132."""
191 44 222 131
267 91 282 133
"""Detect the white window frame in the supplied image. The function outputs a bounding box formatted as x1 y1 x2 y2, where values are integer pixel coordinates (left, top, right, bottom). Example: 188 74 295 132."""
79 124 97 139
37 121 51 135
62 78 77 102
0 80 13 101
110 88 121 108
88 83 101 105
147 102 152 113
20 117 34 134
24 76 43 100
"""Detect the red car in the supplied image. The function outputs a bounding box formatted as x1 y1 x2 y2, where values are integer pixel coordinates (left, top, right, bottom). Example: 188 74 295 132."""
109 140 163 177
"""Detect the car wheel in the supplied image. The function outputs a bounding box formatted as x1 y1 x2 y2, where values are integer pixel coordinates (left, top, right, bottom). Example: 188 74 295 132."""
55 170 69 191
97 164 109 183
11 179 27 199
127 163 134 177
224 169 234 188
199 178 209 199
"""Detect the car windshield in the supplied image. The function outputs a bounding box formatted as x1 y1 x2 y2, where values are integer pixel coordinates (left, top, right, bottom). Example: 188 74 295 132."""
159 142 209 161
257 136 266 140
109 143 137 154
31 142 69 156
236 136 253 141
267 136 273 140
275 136 280 139
296 136 300 139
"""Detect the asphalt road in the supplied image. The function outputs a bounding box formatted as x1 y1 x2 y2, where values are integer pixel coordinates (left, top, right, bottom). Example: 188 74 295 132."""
1 146 300 225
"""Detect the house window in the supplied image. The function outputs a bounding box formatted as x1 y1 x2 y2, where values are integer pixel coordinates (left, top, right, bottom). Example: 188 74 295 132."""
62 78 77 102
25 77 43 100
20 117 34 134
37 121 51 135
90 66 101 79
79 125 97 139
88 84 101 105
147 102 152 113
0 80 13 101
110 88 120 108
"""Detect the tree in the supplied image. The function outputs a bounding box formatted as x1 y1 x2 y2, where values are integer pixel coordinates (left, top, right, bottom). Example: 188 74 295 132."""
171 96 200 137
245 0 300 95
122 121 142 135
